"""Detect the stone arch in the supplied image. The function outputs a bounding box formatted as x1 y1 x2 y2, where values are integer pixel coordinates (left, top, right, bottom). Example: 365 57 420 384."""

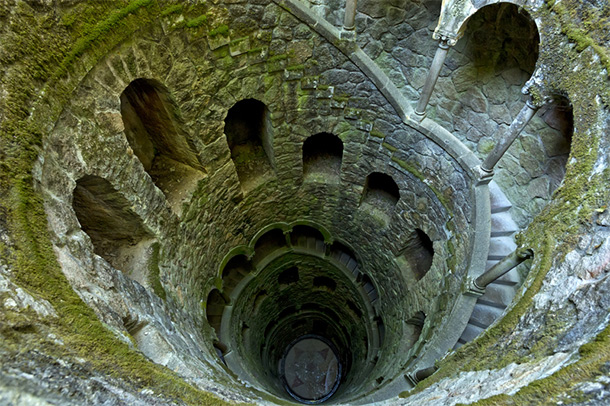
405 311 426 349
538 94 574 193
251 228 289 266
430 3 541 151
278 266 300 286
120 78 205 215
360 172 400 216
289 224 327 253
224 98 275 190
72 175 156 287
302 132 343 182
289 220 333 243
329 241 361 278
221 254 254 297
206 288 228 337
396 228 435 282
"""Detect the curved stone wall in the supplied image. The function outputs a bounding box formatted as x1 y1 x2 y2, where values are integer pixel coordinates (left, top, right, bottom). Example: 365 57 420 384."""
34 1 482 402
1 0 608 405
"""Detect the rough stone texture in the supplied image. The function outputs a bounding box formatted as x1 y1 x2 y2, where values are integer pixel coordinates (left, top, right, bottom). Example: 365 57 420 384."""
346 0 570 228
0 0 609 405
29 3 479 402
391 351 575 406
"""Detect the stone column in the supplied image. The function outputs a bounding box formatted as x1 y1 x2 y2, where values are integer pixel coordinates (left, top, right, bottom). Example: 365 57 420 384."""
344 0 357 31
474 248 533 290
413 38 450 120
480 99 539 173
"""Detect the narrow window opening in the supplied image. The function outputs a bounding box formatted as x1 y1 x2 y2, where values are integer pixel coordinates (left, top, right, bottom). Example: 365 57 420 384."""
397 228 435 281
120 79 205 215
253 290 268 314
302 132 343 183
206 289 228 337
290 225 326 253
221 255 253 296
375 316 385 346
72 175 155 287
346 300 363 319
253 229 288 265
405 311 425 349
278 267 300 286
361 172 400 223
539 95 574 192
224 98 274 190
313 276 337 292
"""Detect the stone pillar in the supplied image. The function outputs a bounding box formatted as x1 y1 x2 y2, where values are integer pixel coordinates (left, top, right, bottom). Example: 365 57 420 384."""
474 248 533 290
344 0 357 31
480 99 539 173
413 38 450 120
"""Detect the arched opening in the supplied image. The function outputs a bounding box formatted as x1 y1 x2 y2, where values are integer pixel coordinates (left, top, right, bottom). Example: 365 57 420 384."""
358 273 379 302
313 276 337 292
329 241 360 277
224 98 274 190
72 175 155 287
433 4 540 146
396 228 434 281
302 132 343 183
404 311 425 350
278 267 300 286
221 255 254 297
206 289 228 338
120 78 205 215
538 95 574 193
252 228 288 266
290 225 326 253
361 172 400 221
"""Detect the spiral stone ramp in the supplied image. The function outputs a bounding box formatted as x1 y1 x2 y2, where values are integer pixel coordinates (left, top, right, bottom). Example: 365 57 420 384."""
0 0 609 406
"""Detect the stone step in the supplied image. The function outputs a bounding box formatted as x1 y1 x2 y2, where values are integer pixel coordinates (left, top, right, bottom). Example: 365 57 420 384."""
459 323 486 342
489 181 513 214
469 302 505 328
487 236 517 260
479 283 517 307
490 211 519 237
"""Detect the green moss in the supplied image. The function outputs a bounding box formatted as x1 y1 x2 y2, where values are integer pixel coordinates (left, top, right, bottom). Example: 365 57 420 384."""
470 321 610 405
0 2 243 404
381 142 397 152
546 0 610 75
286 64 304 71
147 243 166 301
186 14 207 28
247 47 265 54
209 24 229 38
53 0 154 80
160 4 183 17
370 130 385 139
268 54 287 62
391 157 425 182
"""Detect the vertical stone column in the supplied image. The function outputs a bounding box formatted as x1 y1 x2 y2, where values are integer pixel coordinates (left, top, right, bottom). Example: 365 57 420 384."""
344 0 357 31
480 98 540 173
474 248 533 290
413 38 450 121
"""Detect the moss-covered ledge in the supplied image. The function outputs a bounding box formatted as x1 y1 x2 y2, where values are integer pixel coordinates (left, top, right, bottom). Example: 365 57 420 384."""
398 0 610 392
0 1 245 404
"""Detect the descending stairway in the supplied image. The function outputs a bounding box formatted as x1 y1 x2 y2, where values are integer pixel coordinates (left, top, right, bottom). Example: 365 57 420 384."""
455 181 524 347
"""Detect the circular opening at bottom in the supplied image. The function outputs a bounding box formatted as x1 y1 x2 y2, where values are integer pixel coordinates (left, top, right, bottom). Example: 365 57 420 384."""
280 334 342 404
